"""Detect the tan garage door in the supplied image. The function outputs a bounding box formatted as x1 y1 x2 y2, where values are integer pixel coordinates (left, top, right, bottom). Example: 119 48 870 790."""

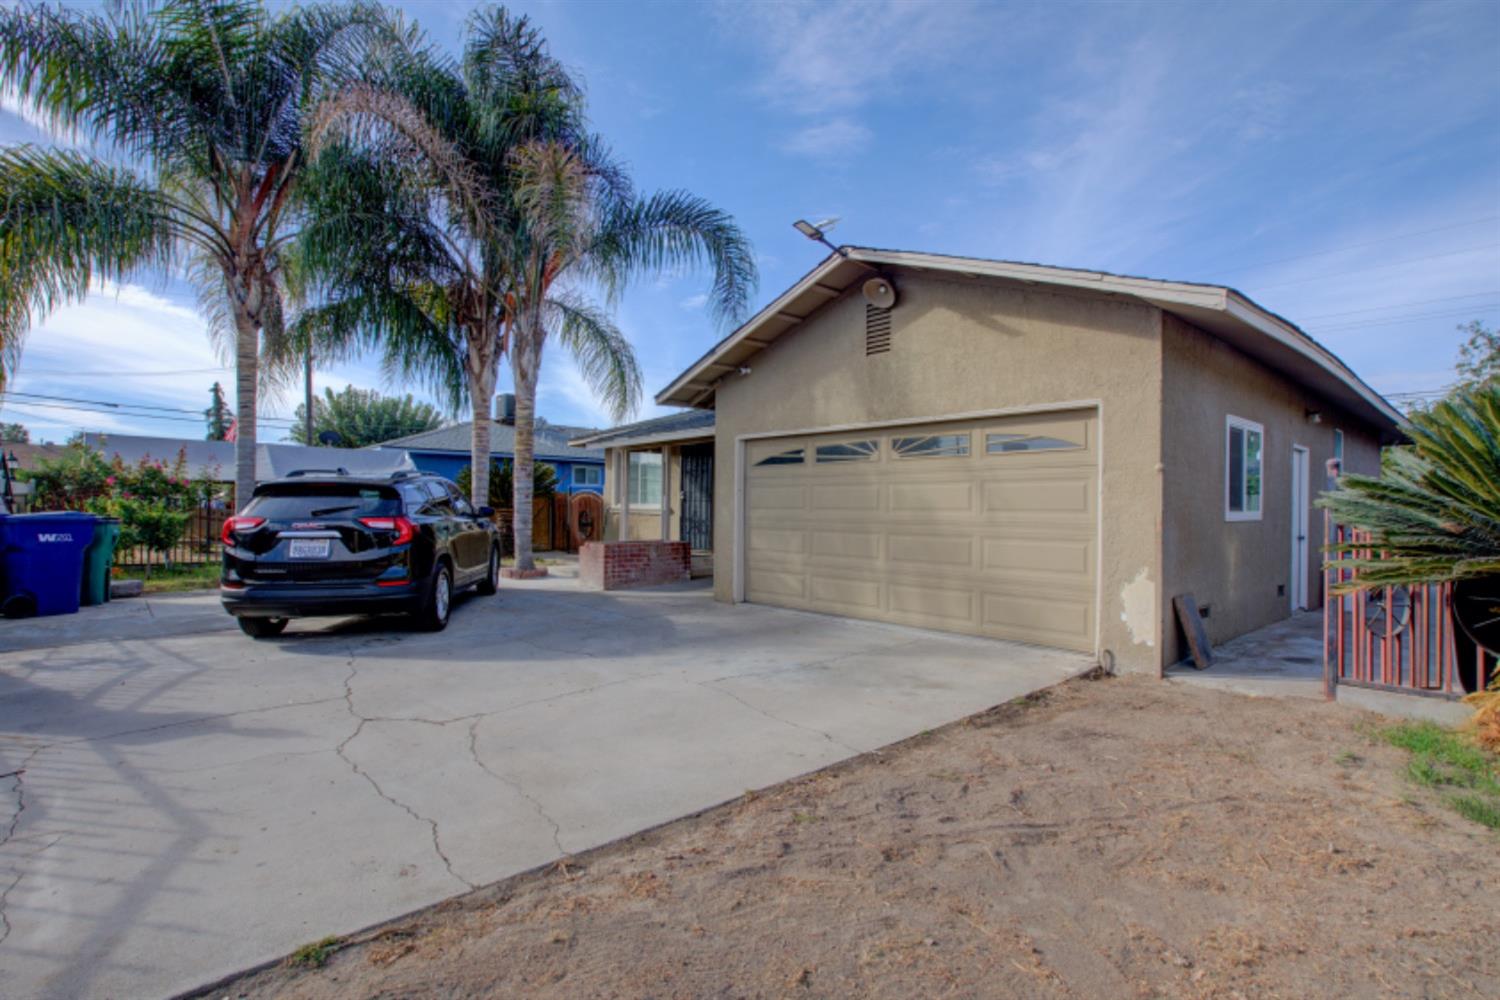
744 408 1098 652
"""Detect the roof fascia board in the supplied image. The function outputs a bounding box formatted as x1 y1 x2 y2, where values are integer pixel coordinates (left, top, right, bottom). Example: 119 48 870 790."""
576 428 715 449
656 246 1403 432
1221 293 1404 428
655 252 847 406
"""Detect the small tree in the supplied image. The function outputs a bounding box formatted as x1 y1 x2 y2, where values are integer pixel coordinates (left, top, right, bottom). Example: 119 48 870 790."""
1455 320 1499 391
455 460 557 508
0 421 28 443
288 386 443 448
204 383 232 441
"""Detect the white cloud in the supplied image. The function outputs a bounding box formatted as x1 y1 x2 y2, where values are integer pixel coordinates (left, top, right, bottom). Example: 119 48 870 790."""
678 292 709 311
779 118 873 159
719 0 983 115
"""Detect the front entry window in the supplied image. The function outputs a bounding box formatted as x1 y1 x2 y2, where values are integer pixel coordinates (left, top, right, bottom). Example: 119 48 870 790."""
628 451 663 506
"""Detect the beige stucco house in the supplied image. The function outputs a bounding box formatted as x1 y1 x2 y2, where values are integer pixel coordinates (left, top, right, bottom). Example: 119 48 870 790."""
572 248 1403 676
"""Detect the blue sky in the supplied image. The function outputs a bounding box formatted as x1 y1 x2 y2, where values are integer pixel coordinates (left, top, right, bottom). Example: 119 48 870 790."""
2 0 1497 442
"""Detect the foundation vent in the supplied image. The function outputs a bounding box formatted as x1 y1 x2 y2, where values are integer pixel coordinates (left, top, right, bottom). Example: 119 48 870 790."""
865 304 892 355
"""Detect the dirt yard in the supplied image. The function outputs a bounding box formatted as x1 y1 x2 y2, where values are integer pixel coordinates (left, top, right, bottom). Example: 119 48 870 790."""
214 674 1497 1000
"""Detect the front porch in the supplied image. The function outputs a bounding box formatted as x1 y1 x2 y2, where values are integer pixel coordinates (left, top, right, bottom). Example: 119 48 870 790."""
569 410 717 581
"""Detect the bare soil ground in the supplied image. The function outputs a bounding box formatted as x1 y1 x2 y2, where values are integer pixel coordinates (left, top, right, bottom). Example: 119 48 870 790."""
215 675 1497 1000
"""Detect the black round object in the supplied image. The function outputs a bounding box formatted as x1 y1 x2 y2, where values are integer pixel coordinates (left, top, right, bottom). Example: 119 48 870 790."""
1452 577 1500 694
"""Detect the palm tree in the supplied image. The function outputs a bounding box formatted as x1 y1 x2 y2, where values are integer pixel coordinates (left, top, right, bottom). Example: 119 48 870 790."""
503 140 757 572
0 0 383 510
1318 383 1500 587
295 8 592 510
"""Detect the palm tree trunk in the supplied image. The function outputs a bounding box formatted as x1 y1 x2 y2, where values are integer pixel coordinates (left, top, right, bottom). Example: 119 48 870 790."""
511 328 541 572
232 303 259 513
468 365 496 509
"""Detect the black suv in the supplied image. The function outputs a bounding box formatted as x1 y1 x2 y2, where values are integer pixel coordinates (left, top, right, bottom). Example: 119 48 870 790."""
221 470 501 638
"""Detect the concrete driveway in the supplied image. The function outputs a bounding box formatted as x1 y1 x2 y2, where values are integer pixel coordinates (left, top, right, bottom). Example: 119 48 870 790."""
0 577 1091 999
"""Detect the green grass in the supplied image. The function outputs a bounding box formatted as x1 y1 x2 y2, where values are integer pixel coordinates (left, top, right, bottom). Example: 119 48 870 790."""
132 563 221 594
287 935 341 969
1380 721 1500 830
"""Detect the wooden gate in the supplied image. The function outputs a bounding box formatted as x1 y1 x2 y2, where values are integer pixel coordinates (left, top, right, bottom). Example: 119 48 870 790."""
568 492 603 552
531 495 553 551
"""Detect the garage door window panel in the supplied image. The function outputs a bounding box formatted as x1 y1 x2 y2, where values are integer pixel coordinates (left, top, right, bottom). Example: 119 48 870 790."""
815 439 879 463
754 447 805 467
1225 416 1263 521
892 433 970 458
986 433 1082 454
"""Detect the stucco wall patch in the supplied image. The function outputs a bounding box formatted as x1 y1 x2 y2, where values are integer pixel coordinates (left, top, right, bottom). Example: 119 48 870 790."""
1119 567 1157 647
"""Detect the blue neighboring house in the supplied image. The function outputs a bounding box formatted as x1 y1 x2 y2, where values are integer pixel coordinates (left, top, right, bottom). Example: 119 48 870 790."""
375 401 605 494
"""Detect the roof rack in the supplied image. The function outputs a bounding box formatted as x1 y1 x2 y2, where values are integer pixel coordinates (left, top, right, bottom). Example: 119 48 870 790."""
388 469 424 480
285 467 351 478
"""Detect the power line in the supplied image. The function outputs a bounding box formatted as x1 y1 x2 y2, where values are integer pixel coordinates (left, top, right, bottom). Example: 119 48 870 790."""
1308 304 1500 333
1249 243 1500 292
1201 215 1500 276
0 390 299 425
1299 290 1500 321
0 401 215 428
15 366 231 378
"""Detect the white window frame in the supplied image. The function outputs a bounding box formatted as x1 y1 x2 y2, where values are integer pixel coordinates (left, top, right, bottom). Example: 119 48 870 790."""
1225 415 1264 522
627 451 663 508
573 464 603 488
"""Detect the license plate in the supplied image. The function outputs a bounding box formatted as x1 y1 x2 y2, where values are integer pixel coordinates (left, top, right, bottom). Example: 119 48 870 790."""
287 539 331 560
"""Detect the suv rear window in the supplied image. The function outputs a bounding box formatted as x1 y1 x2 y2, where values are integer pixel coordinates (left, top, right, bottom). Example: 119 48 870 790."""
245 484 400 519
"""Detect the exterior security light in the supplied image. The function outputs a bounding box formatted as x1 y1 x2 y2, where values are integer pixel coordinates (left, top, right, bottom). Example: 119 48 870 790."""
792 218 846 257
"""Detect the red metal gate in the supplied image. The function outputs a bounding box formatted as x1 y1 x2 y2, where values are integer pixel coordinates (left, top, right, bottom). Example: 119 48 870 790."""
1323 515 1495 700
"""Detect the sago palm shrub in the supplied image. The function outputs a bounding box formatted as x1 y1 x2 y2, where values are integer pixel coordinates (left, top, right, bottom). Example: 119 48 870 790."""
1319 382 1500 720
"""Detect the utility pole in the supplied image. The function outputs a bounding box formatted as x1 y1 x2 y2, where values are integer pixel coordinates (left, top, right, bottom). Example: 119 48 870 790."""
304 348 314 444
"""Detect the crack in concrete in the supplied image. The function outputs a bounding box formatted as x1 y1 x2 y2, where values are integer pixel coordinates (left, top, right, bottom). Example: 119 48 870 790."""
702 681 866 757
334 658 474 892
0 747 46 949
466 719 566 857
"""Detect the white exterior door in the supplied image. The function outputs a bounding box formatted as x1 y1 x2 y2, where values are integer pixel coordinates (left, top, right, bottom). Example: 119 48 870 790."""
742 408 1098 652
1291 445 1310 610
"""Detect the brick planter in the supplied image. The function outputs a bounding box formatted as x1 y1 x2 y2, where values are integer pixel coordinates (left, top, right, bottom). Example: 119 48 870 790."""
579 540 690 591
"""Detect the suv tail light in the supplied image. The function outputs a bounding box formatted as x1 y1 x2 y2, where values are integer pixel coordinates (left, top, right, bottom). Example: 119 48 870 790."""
358 515 416 546
221 516 265 544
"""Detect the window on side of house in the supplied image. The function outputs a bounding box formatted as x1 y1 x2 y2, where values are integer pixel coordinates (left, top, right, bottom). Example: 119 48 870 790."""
627 451 663 506
892 433 970 459
1225 415 1263 521
573 465 603 488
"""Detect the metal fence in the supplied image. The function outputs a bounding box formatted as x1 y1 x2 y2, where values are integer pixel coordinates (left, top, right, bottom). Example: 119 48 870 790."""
114 502 231 571
1323 515 1494 700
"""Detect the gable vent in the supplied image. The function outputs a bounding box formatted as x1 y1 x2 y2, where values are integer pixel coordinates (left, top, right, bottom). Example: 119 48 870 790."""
865 304 892 355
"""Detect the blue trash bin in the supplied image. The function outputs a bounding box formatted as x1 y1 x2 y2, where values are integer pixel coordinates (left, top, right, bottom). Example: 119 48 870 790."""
0 512 96 618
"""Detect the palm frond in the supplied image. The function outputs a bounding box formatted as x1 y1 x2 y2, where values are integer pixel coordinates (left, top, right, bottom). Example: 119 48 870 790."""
587 188 758 328
0 145 177 384
546 293 641 422
1319 383 1500 589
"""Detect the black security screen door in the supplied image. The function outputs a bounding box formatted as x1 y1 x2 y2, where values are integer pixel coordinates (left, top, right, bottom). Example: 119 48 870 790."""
679 443 713 551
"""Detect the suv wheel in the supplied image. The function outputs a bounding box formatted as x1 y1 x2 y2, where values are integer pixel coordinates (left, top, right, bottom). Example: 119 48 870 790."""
415 562 452 631
238 617 288 639
476 546 500 596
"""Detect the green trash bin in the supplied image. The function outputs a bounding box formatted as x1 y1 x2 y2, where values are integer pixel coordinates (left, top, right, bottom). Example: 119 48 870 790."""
80 516 121 606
